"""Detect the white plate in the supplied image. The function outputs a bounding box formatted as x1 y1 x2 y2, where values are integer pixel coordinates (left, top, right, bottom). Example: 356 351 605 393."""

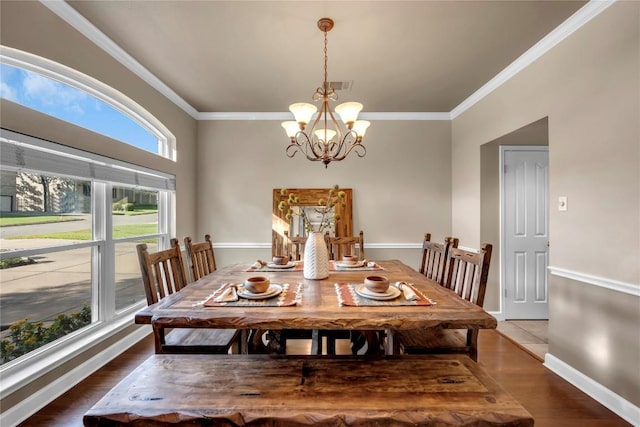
355 284 401 301
335 260 366 268
238 284 283 300
266 262 296 269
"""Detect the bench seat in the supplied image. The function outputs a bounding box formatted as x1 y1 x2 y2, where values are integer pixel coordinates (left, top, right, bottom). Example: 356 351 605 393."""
84 354 533 426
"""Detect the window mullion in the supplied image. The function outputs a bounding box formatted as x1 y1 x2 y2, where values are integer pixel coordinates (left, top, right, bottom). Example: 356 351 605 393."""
159 190 173 248
92 182 115 321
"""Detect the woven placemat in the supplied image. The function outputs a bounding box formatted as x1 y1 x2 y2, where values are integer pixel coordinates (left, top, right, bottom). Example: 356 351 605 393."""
335 283 434 307
245 262 304 272
200 283 302 307
329 261 384 272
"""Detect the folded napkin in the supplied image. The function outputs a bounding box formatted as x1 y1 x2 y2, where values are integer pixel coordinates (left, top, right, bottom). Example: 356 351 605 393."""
214 284 238 302
395 282 419 301
366 261 376 268
251 260 267 269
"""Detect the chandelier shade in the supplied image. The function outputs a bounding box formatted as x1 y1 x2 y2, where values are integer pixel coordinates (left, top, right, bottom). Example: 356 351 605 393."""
283 17 369 167
352 120 371 139
313 128 337 142
334 102 362 125
289 103 317 125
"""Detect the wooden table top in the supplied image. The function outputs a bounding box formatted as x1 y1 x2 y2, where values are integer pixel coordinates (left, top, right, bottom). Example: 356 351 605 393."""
135 260 497 331
83 354 533 427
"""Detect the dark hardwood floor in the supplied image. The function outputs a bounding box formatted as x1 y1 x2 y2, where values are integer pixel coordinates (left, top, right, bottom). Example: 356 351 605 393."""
18 330 631 427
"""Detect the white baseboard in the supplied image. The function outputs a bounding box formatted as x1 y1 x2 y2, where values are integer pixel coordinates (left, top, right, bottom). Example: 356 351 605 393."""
544 353 640 426
0 326 151 427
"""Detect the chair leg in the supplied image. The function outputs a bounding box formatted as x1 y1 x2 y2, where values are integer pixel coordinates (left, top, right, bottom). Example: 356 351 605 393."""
311 329 322 355
326 334 336 355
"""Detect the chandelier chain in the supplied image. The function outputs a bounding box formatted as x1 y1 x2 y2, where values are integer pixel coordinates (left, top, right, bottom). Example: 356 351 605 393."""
323 29 328 90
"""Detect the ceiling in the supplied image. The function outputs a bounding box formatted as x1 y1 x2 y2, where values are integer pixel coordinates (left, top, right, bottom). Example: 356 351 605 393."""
64 1 586 114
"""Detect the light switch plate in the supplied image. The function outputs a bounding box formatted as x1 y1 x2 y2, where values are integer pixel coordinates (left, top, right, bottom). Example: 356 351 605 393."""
558 196 568 211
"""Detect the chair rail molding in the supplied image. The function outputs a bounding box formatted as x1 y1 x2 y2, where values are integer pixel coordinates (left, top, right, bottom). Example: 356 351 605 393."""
548 266 639 297
214 242 423 250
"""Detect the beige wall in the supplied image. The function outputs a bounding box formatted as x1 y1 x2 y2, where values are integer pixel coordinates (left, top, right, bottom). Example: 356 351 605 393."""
452 2 639 405
196 120 452 269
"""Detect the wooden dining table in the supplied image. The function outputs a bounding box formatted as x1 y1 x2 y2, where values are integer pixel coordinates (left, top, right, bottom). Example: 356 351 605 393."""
88 261 530 426
135 259 497 354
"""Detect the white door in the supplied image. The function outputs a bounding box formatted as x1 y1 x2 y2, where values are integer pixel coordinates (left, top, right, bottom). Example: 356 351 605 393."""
502 146 549 319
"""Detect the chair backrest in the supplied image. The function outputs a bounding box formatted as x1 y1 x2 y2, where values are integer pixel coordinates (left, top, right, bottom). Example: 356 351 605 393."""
443 243 492 307
284 230 307 261
184 234 217 281
136 239 189 305
419 234 459 284
326 230 365 261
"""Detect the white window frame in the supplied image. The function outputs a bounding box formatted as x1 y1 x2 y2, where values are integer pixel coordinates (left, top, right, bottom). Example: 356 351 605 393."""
0 47 177 405
0 130 175 399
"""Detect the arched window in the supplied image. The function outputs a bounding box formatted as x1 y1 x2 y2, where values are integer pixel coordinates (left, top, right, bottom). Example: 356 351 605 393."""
0 46 176 160
0 48 176 413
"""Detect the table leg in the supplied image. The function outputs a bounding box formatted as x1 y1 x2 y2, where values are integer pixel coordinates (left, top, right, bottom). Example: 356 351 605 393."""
239 330 248 354
385 329 395 355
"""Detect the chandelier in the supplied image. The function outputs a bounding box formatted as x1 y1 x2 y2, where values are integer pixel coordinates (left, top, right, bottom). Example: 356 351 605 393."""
282 18 370 168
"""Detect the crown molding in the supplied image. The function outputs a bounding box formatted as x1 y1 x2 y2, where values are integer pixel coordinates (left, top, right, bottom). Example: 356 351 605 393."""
39 0 199 119
450 0 616 119
41 0 615 122
197 112 451 121
360 112 451 121
197 112 292 121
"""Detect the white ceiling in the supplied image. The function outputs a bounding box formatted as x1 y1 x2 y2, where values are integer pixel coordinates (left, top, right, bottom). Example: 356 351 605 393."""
61 1 587 115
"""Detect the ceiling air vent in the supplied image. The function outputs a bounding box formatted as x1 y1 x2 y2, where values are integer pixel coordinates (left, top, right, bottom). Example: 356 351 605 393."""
329 81 353 91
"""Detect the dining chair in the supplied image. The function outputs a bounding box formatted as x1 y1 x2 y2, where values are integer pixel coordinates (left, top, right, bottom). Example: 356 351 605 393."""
184 234 217 280
395 243 493 361
284 230 307 261
419 234 459 285
326 230 365 261
137 239 240 354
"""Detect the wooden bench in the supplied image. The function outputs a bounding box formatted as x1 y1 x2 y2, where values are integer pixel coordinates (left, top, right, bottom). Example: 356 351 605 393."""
83 354 534 426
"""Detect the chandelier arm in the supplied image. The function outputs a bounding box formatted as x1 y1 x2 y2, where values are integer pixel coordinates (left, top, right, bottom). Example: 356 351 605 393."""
329 132 366 161
286 132 314 160
326 108 345 142
296 131 327 161
326 127 354 159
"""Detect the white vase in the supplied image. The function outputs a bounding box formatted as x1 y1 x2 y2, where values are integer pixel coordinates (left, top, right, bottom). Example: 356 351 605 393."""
303 231 329 280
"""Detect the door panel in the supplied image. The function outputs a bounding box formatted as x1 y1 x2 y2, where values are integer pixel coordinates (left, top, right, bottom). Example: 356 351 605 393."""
503 147 549 319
